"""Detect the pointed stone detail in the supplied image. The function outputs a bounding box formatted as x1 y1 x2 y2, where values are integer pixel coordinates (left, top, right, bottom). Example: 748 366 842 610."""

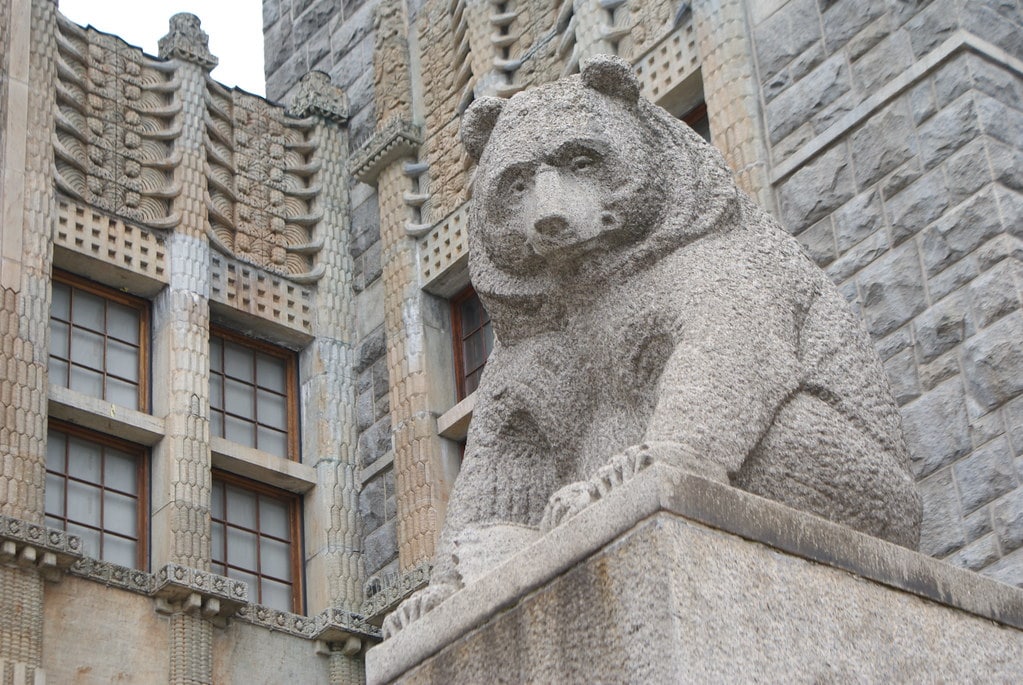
158 12 218 70
287 71 349 123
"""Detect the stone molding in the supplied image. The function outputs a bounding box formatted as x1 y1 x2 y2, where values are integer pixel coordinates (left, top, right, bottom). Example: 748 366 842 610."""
351 118 423 186
0 515 83 580
368 463 1023 682
157 13 218 70
286 71 350 123
770 30 1023 184
362 562 431 622
69 557 153 594
152 563 249 618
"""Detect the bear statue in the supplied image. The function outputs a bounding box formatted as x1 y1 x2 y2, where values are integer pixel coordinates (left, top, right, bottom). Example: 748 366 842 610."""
383 55 921 638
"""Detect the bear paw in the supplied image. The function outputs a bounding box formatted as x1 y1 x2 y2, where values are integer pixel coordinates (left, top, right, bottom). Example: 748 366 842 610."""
539 480 599 533
381 583 457 639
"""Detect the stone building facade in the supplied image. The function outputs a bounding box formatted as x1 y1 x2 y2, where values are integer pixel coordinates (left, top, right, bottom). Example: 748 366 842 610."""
0 0 1021 682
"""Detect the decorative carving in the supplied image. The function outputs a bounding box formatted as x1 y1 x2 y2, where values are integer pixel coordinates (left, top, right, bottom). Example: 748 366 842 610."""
205 80 325 280
351 118 422 186
53 15 182 230
70 557 154 594
314 608 380 642
419 202 469 291
157 12 218 70
0 514 83 577
384 56 922 638
373 0 413 126
633 19 700 104
153 562 248 618
286 71 349 123
362 562 430 622
209 252 315 334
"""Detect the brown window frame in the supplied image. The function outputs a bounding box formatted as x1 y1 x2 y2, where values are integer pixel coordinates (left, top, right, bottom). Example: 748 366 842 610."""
210 469 304 614
45 420 149 570
208 326 300 461
450 285 494 400
681 101 711 142
49 270 150 412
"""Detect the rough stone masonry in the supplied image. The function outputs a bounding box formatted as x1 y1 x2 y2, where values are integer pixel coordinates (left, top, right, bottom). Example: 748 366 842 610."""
384 55 923 637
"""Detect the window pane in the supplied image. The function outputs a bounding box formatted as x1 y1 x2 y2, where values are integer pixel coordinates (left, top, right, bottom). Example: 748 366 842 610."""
209 377 224 412
68 523 100 558
211 485 225 520
482 321 494 356
69 365 103 398
256 354 286 392
260 579 292 612
45 473 65 517
224 344 254 382
107 302 139 344
73 290 105 331
260 538 291 580
104 491 137 537
226 379 254 420
256 390 286 430
46 432 66 470
226 527 258 571
210 409 225 440
211 521 225 562
68 437 102 482
211 561 226 576
463 333 484 373
225 415 254 447
49 358 69 387
229 569 259 599
45 515 64 530
225 487 257 529
105 449 138 494
67 481 101 527
107 340 139 382
259 498 290 539
51 281 70 320
50 320 70 358
103 535 136 567
107 378 139 411
70 328 104 367
460 296 481 331
257 428 287 459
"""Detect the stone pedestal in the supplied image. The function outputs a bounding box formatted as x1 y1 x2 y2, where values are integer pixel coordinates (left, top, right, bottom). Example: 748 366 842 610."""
367 464 1023 683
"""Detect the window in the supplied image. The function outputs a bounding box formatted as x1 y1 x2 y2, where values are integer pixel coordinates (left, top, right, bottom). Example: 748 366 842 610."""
451 286 494 399
209 328 298 460
211 472 301 613
44 423 148 569
682 102 711 142
49 271 149 411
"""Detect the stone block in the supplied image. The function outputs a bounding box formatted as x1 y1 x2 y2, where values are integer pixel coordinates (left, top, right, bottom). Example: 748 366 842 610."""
360 472 387 533
827 226 887 283
964 506 994 542
944 138 993 207
963 2 1023 59
962 312 1023 413
918 94 979 169
986 546 1023 587
796 216 837 266
913 291 969 363
833 189 883 253
852 30 914 95
263 0 282 30
846 14 892 61
356 388 375 431
975 92 1023 151
971 260 1020 329
904 0 959 58
967 54 1023 111
820 0 886 53
954 437 1017 514
264 17 295 76
859 242 926 338
885 168 948 244
754 0 822 81
920 186 1003 277
767 53 850 144
883 347 920 405
946 533 1001 572
355 327 386 374
902 378 972 479
993 488 1023 555
850 101 916 189
989 143 1023 193
908 79 937 125
917 467 965 557
295 0 341 46
1004 394 1023 456
778 143 855 233
364 518 397 575
369 466 1023 685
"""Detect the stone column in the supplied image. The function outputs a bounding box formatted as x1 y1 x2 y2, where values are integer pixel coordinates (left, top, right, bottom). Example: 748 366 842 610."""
286 72 367 627
154 14 216 685
0 0 59 683
692 0 776 213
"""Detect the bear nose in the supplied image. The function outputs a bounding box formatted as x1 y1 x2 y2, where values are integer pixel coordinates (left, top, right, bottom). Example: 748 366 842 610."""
532 169 568 238
533 214 569 238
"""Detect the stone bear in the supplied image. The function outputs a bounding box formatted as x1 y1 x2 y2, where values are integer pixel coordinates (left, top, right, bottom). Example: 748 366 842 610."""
383 55 921 637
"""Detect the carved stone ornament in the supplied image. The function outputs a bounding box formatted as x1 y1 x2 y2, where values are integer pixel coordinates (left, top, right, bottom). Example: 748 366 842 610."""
286 70 349 123
383 55 922 638
157 12 218 70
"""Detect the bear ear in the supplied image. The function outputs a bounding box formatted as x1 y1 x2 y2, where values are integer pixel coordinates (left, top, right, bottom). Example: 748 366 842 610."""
580 54 640 104
461 97 506 163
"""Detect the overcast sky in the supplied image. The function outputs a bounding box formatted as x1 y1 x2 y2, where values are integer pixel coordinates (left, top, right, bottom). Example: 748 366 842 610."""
59 0 266 96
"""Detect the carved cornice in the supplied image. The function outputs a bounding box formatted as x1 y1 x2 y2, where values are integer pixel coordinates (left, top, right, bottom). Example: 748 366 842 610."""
287 71 349 124
362 561 431 622
0 514 84 580
351 118 422 186
158 12 218 70
153 562 249 618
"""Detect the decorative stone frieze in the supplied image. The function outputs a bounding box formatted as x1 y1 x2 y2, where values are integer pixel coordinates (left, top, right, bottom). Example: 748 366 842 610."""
362 562 431 622
152 563 249 617
418 202 469 293
351 119 423 187
69 558 154 594
157 12 218 70
0 514 83 581
286 71 349 123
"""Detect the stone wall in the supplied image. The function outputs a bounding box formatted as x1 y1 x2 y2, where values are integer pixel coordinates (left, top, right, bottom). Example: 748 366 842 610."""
754 0 1023 582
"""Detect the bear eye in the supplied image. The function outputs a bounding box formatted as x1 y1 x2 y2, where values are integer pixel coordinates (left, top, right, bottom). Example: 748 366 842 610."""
571 154 596 171
511 180 528 194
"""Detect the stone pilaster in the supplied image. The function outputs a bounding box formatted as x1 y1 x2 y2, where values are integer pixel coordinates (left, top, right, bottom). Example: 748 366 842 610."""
154 14 215 685
287 72 366 626
692 0 776 213
0 1 58 683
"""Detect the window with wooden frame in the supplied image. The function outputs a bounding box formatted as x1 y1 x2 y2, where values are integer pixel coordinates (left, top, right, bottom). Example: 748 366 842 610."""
682 101 711 142
44 422 148 569
210 471 302 613
451 285 494 400
209 328 298 460
49 271 149 412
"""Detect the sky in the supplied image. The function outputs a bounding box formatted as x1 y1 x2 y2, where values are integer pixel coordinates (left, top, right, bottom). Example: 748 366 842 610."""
59 0 266 95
